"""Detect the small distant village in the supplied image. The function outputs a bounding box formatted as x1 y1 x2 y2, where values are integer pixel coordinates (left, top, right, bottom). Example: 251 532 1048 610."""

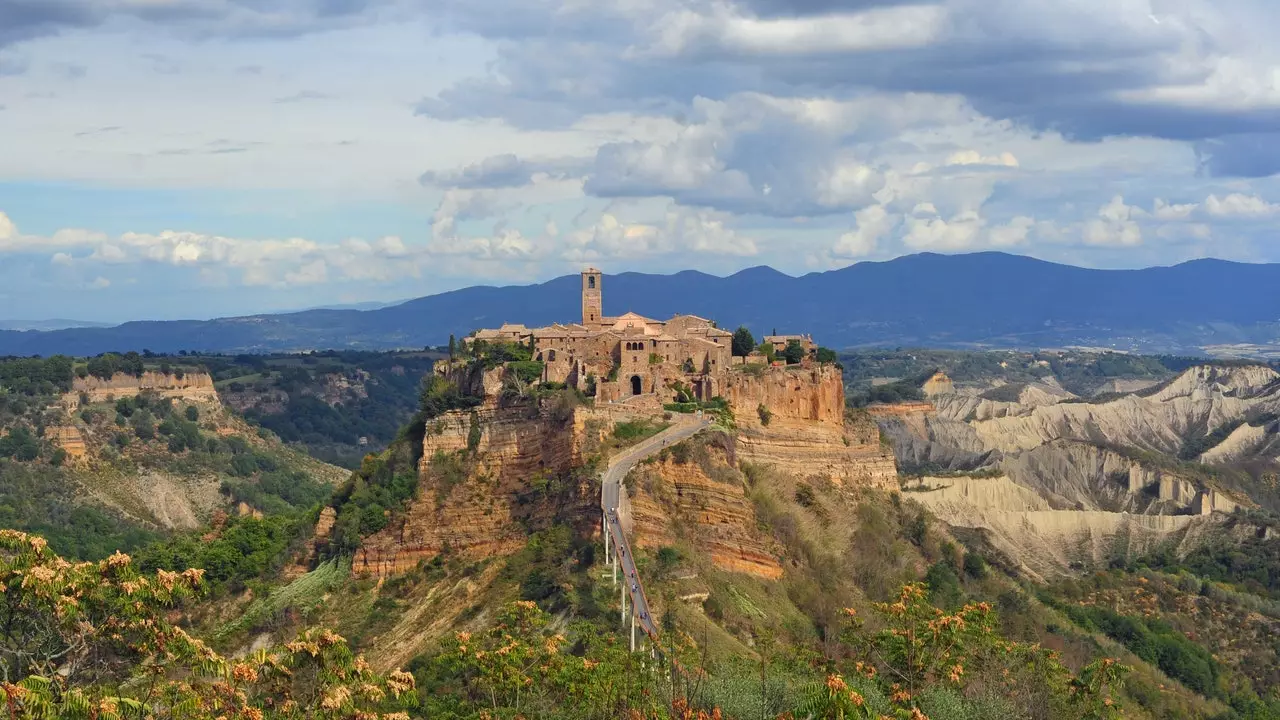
464 268 824 405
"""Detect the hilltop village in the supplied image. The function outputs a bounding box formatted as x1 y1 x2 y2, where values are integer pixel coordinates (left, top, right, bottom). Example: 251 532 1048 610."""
467 268 818 405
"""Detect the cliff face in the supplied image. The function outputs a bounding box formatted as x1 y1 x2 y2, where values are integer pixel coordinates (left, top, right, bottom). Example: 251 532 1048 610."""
355 362 899 578
627 442 783 580
354 401 620 577
903 475 1225 582
70 371 218 404
725 365 898 489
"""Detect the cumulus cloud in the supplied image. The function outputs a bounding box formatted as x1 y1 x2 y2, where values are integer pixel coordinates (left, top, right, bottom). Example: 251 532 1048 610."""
1082 195 1144 247
832 204 895 258
564 205 758 261
1204 193 1280 217
1152 199 1198 221
0 210 433 288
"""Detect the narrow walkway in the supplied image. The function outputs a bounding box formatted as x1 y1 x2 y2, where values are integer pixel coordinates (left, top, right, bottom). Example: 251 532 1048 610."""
601 416 713 642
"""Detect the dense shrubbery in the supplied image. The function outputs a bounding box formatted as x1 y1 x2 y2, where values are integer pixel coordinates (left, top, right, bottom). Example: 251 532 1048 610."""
222 468 331 516
418 375 481 420
1057 603 1219 698
0 461 156 559
848 372 930 407
136 514 306 592
0 530 419 719
1145 535 1280 599
407 581 1127 720
84 351 150 380
0 425 40 461
327 439 422 554
0 355 74 395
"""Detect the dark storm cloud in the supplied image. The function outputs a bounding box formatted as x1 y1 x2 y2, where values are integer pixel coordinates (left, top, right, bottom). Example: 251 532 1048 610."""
1195 134 1280 178
0 0 394 49
413 0 1280 181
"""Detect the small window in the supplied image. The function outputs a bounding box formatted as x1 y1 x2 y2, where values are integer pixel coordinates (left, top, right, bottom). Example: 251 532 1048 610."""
589 276 596 289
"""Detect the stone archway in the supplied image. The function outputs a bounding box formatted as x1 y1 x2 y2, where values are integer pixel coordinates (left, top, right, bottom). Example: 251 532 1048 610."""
630 375 643 395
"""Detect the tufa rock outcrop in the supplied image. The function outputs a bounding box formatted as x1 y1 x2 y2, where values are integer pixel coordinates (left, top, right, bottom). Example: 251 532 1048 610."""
70 371 218 404
724 365 898 489
626 438 784 580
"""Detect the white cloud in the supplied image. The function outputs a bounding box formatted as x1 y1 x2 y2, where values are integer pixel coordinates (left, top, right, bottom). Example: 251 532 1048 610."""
833 204 895 258
988 216 1035 247
646 5 948 57
1082 195 1143 246
903 208 984 251
1204 193 1280 217
87 276 111 290
1152 199 1198 220
945 150 1020 168
564 205 757 261
50 252 74 266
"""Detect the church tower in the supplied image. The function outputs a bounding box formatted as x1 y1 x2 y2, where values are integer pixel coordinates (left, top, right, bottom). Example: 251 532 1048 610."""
582 268 603 326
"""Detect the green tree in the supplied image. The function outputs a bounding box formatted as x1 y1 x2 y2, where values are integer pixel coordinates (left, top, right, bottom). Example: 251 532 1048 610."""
131 410 155 441
816 347 838 364
184 405 199 422
448 333 457 361
732 326 756 357
784 339 806 364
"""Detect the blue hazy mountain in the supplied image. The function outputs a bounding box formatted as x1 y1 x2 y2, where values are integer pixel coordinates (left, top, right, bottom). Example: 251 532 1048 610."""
3 252 1279 356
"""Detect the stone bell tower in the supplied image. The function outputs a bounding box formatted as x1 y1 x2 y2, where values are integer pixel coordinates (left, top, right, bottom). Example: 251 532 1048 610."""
582 268 603 326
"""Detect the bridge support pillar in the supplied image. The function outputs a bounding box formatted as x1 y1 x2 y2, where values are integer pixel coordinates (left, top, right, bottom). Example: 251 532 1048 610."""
603 512 610 563
630 612 636 653
621 579 627 622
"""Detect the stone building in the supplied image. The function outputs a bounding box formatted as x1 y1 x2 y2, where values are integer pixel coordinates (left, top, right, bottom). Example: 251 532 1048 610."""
764 334 816 356
467 268 735 402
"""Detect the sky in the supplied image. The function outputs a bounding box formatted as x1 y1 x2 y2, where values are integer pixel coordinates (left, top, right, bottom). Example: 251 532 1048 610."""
2 0 1280 323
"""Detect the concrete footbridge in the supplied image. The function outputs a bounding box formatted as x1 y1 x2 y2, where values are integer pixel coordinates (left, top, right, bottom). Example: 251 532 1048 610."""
601 415 713 651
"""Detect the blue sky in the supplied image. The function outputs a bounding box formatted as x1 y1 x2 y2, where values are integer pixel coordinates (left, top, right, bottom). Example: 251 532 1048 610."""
3 0 1280 323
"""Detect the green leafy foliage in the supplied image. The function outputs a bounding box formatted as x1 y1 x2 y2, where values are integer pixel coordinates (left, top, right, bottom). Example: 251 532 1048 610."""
783 339 806 365
137 514 305 592
731 326 755 357
220 468 331 516
1 530 419 719
506 360 545 385
0 425 40 461
1057 603 1219 698
326 438 422 554
0 461 156 559
0 355 74 395
84 351 147 380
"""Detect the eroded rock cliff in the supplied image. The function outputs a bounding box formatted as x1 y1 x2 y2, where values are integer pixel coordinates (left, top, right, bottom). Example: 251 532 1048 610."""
725 365 898 489
626 438 784 580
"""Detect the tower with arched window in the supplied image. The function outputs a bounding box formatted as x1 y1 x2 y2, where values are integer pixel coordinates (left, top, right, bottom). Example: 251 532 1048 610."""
582 268 603 326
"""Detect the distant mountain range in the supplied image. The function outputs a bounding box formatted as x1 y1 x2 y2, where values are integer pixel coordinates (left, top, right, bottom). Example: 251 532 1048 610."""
3 252 1280 357
0 319 113 332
